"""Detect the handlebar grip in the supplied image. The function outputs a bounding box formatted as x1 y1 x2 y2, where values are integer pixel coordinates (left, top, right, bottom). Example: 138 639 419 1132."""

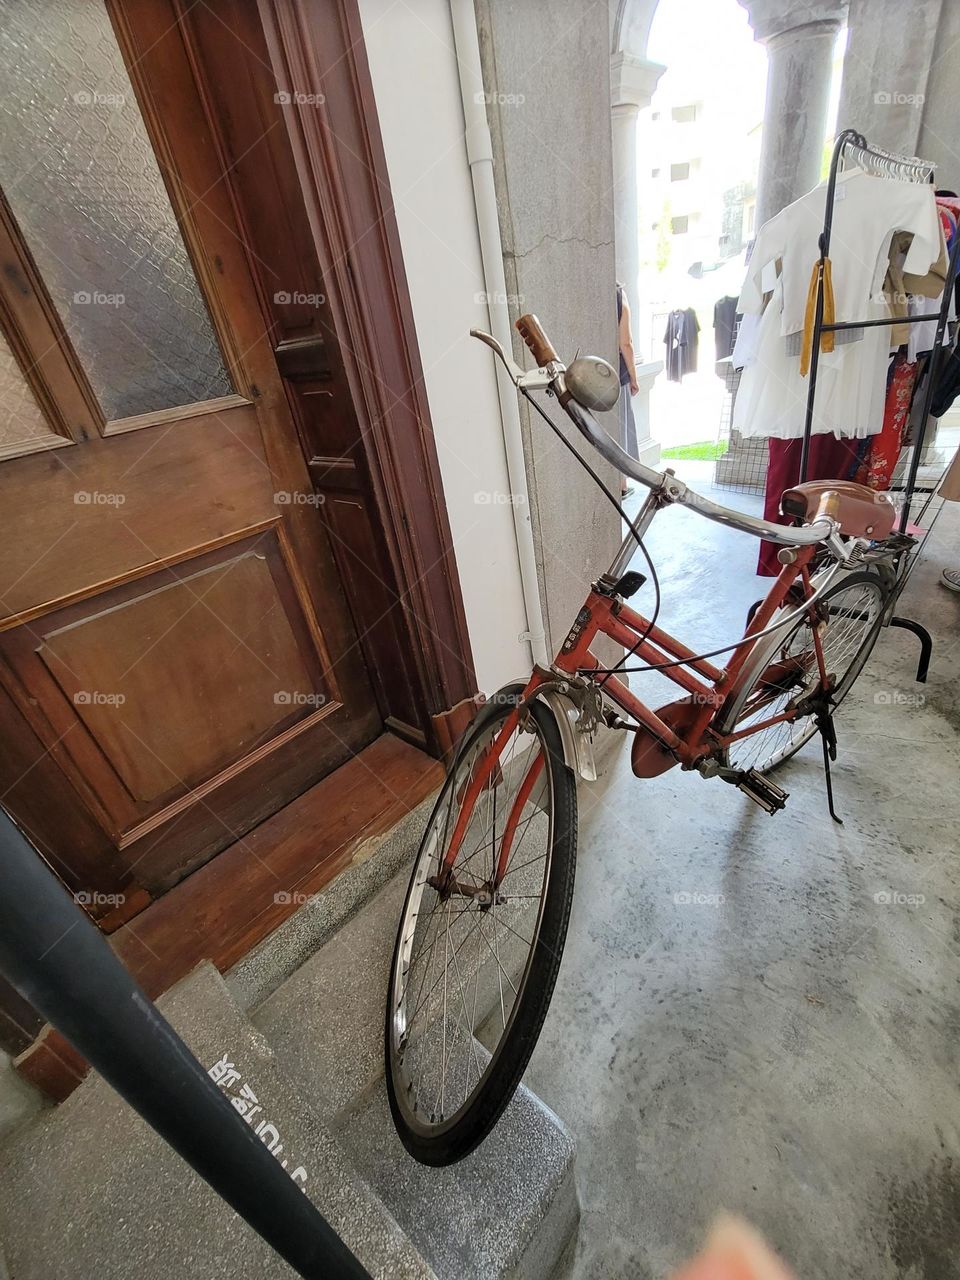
515 314 559 366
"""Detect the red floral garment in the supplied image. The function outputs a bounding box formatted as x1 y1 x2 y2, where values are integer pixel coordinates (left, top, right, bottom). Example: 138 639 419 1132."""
855 353 917 491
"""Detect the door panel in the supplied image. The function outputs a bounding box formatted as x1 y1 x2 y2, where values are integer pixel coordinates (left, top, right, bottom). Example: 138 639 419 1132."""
0 0 233 424
37 545 327 807
0 0 382 904
0 409 275 625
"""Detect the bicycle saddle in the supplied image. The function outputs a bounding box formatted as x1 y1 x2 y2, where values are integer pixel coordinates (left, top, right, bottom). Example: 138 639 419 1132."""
780 479 897 540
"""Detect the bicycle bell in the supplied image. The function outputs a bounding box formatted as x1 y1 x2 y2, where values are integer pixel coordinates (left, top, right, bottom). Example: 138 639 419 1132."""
565 356 621 412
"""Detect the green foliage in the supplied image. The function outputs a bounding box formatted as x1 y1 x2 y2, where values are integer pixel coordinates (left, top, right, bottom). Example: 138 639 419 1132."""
661 440 730 461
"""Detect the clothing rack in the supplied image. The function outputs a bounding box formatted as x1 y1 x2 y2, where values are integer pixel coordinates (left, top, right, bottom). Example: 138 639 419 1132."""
800 127 960 544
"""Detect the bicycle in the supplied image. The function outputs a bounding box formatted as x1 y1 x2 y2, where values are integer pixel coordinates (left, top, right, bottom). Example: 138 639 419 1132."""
385 312 905 1167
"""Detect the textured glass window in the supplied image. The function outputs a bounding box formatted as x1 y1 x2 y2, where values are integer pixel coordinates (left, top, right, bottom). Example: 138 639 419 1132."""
0 1 232 422
0 329 63 458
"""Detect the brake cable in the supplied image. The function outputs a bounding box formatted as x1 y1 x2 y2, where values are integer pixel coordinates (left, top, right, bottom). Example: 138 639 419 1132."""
519 386 662 687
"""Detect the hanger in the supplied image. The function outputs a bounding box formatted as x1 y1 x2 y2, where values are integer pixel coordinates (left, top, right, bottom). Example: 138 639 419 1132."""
843 135 935 185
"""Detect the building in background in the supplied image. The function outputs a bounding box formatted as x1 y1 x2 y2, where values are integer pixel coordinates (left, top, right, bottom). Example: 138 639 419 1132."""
634 0 766 368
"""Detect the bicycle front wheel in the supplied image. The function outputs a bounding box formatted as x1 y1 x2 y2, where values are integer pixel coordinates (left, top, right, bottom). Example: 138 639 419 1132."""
716 570 890 775
385 689 577 1166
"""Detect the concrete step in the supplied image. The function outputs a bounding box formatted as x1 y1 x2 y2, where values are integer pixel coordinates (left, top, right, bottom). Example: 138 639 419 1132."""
253 868 579 1280
226 790 439 1012
0 963 435 1280
336 1078 578 1280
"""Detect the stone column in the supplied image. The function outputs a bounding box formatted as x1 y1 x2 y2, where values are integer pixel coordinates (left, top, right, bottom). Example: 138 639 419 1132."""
611 51 664 467
838 0 941 161
741 1 847 227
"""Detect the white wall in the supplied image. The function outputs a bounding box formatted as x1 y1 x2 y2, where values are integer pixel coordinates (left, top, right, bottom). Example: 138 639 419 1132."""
358 0 531 696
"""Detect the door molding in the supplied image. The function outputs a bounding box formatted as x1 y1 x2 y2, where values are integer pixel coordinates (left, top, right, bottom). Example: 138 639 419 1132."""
256 0 478 741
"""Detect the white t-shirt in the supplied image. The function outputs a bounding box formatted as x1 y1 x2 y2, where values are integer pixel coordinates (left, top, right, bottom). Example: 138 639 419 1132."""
732 169 940 439
738 167 941 335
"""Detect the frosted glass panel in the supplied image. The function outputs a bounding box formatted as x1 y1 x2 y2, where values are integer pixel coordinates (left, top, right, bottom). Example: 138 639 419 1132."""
0 329 63 458
0 0 232 421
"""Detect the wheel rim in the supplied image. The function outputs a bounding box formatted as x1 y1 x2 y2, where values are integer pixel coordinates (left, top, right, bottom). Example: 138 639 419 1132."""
389 708 555 1139
725 577 884 773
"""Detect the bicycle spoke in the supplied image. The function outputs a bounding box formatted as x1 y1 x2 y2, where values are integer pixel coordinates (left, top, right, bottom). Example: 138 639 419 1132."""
726 579 884 772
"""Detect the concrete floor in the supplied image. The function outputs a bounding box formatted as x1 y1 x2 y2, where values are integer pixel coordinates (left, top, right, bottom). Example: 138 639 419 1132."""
524 465 960 1279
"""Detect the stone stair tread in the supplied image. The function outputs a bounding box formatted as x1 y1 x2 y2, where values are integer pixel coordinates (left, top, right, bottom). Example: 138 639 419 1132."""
336 1075 578 1280
0 963 434 1280
253 869 409 1118
255 866 579 1279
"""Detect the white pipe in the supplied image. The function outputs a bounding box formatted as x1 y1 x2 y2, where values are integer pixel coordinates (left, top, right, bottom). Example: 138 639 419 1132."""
449 0 549 668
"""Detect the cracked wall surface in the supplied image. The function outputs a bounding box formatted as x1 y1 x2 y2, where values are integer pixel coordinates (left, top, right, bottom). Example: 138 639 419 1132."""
475 0 622 660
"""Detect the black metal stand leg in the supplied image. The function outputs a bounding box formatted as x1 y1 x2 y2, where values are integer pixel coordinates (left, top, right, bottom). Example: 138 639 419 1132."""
815 705 843 826
889 615 933 683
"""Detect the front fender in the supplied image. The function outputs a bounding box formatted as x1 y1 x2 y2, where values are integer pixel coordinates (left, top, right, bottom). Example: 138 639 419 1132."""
537 689 597 782
476 680 597 782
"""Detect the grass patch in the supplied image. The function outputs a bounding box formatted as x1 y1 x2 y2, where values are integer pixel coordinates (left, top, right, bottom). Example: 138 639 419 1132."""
660 440 729 461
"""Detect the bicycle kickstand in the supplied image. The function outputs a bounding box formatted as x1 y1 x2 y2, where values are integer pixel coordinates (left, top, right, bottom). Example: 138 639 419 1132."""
815 702 843 826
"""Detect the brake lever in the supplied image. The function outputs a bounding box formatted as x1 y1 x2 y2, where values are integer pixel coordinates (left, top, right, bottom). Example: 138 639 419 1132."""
469 329 526 383
470 329 560 396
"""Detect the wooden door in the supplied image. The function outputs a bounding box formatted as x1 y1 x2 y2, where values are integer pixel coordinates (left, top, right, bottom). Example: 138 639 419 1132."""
0 0 382 920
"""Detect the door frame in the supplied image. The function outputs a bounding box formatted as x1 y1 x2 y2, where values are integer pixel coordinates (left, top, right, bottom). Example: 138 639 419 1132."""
256 0 479 749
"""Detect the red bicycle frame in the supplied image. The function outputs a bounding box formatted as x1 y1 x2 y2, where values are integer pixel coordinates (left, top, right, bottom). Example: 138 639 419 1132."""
439 541 825 883
547 543 822 768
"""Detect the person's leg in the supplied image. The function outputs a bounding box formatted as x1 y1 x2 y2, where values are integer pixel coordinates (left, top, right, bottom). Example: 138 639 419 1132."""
622 390 639 459
619 390 638 495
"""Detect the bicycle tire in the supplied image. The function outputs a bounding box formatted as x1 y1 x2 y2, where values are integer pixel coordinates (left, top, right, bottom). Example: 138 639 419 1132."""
385 689 577 1166
716 570 891 776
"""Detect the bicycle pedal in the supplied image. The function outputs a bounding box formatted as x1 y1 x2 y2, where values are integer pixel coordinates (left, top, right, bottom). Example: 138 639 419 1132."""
736 769 789 815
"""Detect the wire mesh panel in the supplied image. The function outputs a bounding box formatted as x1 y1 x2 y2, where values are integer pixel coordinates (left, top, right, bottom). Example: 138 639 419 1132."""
713 359 768 492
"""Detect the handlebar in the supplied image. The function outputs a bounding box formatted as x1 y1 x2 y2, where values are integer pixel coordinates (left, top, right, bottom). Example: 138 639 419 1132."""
471 315 847 556
557 384 838 550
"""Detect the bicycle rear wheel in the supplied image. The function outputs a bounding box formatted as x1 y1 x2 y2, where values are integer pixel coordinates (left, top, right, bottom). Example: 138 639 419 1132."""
716 570 890 775
385 688 577 1166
